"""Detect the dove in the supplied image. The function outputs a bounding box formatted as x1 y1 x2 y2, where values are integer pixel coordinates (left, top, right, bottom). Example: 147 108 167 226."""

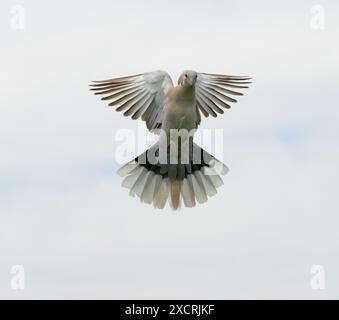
90 70 251 210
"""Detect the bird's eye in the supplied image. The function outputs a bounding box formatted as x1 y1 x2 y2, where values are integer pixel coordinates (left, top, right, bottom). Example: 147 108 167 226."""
185 74 187 78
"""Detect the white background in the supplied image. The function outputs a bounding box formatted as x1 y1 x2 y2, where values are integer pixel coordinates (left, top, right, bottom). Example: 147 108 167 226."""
0 0 338 299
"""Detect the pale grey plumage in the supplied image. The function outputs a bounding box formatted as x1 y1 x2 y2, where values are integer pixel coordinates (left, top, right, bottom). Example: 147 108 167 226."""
91 69 251 210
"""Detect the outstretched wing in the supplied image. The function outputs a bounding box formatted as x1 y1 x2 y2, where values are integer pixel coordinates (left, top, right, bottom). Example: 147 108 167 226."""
195 73 251 118
90 70 173 131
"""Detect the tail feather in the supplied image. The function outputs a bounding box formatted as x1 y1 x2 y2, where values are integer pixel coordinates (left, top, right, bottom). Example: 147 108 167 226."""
153 177 169 209
118 143 228 210
140 172 157 204
170 179 181 210
181 178 195 208
121 166 143 189
130 168 149 197
189 173 208 204
196 170 217 197
117 162 138 177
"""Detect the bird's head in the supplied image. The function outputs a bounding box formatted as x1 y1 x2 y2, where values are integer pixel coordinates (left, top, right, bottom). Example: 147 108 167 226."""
178 70 198 87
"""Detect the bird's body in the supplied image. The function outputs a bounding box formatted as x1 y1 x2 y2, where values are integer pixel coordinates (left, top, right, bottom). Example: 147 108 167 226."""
90 70 251 210
162 84 197 142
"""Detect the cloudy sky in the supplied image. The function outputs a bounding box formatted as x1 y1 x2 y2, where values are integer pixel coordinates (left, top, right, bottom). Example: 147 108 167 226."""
0 0 338 299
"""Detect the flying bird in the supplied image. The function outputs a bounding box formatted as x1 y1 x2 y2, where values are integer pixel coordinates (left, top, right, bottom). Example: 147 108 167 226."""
90 70 251 210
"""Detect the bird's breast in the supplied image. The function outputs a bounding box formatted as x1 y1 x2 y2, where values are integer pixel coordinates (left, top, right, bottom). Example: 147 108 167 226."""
165 101 196 130
162 85 197 131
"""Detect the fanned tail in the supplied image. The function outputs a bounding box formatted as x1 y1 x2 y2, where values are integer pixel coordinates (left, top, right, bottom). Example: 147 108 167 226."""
117 143 228 210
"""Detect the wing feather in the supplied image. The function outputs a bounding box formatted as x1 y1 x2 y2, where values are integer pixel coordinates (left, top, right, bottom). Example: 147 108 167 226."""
123 91 150 117
197 102 209 117
99 84 143 99
202 82 244 96
132 95 155 120
195 72 251 119
198 89 228 112
196 94 218 117
91 70 173 131
111 88 145 109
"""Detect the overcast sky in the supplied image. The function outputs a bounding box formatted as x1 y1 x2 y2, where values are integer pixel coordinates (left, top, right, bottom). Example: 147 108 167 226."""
1 0 339 299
